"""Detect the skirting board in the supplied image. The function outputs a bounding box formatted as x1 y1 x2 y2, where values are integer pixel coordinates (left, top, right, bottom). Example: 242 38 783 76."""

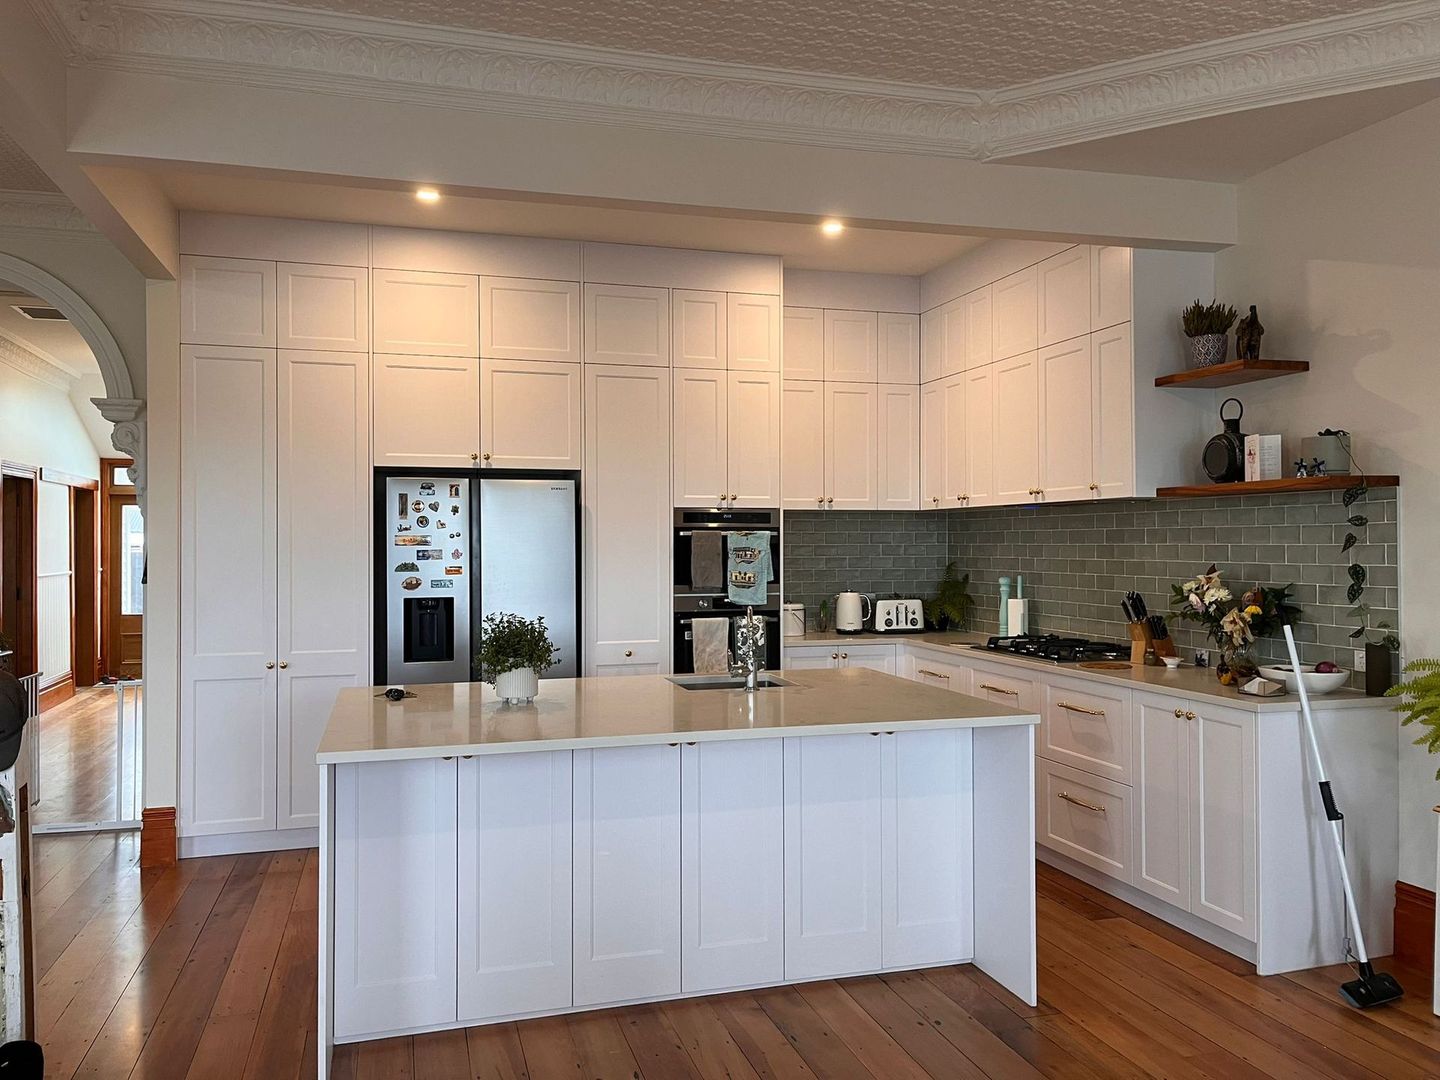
179 827 318 859
1392 880 1435 968
37 676 74 713
140 807 176 868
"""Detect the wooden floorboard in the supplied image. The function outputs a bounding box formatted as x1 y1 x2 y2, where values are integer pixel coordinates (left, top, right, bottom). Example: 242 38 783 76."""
30 837 1440 1079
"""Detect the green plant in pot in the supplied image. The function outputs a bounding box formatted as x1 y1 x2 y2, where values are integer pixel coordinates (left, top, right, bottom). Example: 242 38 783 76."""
476 612 558 704
1181 299 1238 368
1386 660 1440 779
924 562 974 632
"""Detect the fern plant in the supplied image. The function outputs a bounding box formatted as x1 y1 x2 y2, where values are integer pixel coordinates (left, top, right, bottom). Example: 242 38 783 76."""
924 562 974 631
1386 658 1440 779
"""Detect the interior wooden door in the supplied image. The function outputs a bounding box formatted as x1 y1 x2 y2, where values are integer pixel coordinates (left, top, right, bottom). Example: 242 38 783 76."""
101 461 142 681
0 467 38 679
72 487 100 687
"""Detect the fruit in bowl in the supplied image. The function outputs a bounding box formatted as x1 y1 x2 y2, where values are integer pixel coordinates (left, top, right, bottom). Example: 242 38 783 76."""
1257 663 1349 695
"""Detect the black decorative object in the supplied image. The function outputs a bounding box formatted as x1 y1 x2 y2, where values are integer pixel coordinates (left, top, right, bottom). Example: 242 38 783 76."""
1235 305 1265 361
1365 642 1393 697
1202 397 1247 482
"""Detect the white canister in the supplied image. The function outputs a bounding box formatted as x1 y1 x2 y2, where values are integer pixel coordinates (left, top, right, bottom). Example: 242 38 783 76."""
782 603 806 638
1007 598 1029 636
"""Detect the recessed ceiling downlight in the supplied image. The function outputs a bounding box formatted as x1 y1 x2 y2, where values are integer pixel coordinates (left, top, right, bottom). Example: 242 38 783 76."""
416 188 441 204
820 219 845 236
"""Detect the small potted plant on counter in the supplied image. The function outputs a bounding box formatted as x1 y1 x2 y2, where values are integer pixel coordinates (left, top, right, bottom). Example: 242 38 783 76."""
924 562 974 632
1170 565 1301 684
1182 299 1239 368
476 612 558 704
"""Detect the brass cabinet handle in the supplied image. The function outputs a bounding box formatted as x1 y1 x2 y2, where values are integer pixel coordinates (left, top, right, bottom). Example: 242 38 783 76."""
962 494 970 503
1173 708 1185 718
917 669 950 680
729 493 737 501
931 496 940 505
470 452 479 461
265 661 275 670
1185 711 1197 721
1058 791 1106 813
817 496 825 505
278 661 289 669
1057 700 1104 716
980 683 1018 696
482 453 492 462
1088 482 1100 491
826 496 834 504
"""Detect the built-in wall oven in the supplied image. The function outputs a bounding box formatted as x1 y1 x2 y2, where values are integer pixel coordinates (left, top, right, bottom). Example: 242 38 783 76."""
672 507 781 674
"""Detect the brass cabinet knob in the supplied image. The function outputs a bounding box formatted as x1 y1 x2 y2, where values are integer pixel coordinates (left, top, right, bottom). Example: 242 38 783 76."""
265 661 275 670
278 661 288 669
840 652 848 660
1185 711 1197 721
826 496 834 504
931 496 940 505
817 496 825 505
729 494 737 501
624 649 633 658
470 452 479 461
1174 708 1184 718
831 653 839 660
482 453 492 462
1089 482 1100 492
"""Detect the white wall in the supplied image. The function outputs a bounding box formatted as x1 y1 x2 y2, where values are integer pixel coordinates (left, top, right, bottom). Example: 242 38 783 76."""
0 359 102 478
1216 97 1440 889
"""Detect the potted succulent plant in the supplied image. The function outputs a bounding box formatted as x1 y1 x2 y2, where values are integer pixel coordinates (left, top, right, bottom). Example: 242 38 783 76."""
476 612 558 704
1181 299 1239 368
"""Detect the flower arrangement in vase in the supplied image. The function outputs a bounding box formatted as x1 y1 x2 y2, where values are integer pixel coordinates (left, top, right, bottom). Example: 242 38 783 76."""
475 612 558 704
1169 565 1302 685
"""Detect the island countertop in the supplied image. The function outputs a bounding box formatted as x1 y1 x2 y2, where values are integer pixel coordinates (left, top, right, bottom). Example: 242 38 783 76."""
316 668 1037 764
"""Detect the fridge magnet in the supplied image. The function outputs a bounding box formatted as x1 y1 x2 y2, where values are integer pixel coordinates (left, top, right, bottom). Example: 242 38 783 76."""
444 565 464 576
416 548 444 560
401 576 423 591
416 515 430 528
451 547 463 560
419 481 436 495
431 579 455 590
397 493 409 517
394 560 419 572
394 535 431 546
428 501 440 512
395 523 412 533
412 499 424 513
450 504 460 515
448 483 461 498
437 521 447 530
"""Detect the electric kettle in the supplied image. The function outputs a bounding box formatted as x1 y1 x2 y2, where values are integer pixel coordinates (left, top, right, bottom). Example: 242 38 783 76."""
834 592 871 634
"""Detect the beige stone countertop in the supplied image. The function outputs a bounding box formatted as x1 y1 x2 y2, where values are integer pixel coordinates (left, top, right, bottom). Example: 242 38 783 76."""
786 631 1388 712
316 668 1037 764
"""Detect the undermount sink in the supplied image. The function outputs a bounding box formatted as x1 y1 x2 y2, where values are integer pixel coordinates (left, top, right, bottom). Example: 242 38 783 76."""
668 674 793 691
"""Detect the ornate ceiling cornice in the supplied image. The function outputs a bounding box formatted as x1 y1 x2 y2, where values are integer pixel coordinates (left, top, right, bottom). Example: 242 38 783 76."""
0 190 97 233
33 0 1440 160
0 331 76 390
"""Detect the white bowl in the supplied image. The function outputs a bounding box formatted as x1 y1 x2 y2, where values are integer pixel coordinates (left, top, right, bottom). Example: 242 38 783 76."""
1257 664 1349 695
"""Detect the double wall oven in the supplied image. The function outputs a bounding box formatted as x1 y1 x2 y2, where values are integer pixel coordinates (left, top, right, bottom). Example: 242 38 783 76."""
672 507 781 674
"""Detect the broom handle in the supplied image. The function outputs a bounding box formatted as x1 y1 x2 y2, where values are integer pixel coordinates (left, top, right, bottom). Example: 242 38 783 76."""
1281 624 1370 965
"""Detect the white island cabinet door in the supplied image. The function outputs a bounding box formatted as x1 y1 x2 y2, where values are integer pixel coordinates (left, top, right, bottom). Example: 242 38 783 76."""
334 758 457 1039
727 370 781 508
673 369 728 509
1133 694 1191 909
573 745 681 1005
781 381 825 511
373 354 480 469
1189 702 1257 941
682 740 784 992
784 734 883 979
882 730 974 968
458 752 573 1022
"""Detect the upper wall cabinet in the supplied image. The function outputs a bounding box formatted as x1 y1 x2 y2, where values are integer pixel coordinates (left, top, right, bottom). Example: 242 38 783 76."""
373 354 480 469
876 384 919 511
823 310 879 382
1037 336 1095 502
920 306 944 384
992 266 1038 361
181 255 276 347
877 313 920 384
781 380 826 511
783 307 824 380
480 277 581 364
962 288 992 371
480 358 582 471
1092 322 1135 499
373 269 480 358
728 294 782 372
276 263 368 352
1038 247 1091 348
672 290 727 370
1091 246 1133 330
585 283 671 367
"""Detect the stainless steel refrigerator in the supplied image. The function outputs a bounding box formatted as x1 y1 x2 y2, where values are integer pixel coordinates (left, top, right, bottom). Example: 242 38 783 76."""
376 471 580 685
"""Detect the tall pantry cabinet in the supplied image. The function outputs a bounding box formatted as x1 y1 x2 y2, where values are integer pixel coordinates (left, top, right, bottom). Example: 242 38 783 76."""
179 256 371 846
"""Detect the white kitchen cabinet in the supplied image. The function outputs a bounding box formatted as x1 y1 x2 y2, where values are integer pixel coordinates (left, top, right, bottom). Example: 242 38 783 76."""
276 350 370 831
180 255 276 347
334 758 457 1038
1091 246 1133 330
728 370 782 508
372 269 479 357
919 379 946 510
673 368 729 508
909 654 972 694
942 372 969 507
1133 695 1192 909
585 283 670 367
1189 700 1257 940
781 380 826 511
372 353 480 469
784 734 883 978
1092 323 1135 499
963 364 996 507
480 358 582 470
992 265 1038 361
728 293 782 372
1037 247 1091 348
480 277 581 364
823 309 879 382
276 263 368 352
782 306 824 380
877 384 920 510
573 744 682 1005
941 297 967 379
584 364 672 676
180 344 277 836
840 644 898 674
682 740 785 992
672 290 727 369
1036 758 1133 885
458 751 572 1022
963 287 993 371
823 383 878 510
781 647 840 670
877 313 920 383
992 351 1040 504
1038 336 1095 503
882 730 974 967
781 644 896 672
920 305 945 384
970 661 1039 713
1038 674 1131 786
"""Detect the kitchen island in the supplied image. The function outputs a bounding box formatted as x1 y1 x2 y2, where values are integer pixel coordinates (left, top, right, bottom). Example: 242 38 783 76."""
314 668 1039 1074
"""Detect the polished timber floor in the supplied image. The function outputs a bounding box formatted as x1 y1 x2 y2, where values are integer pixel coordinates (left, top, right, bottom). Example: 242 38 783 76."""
30 832 1439 1079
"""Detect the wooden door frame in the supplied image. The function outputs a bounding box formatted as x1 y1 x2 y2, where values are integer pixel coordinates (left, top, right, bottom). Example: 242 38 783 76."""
41 468 102 691
0 462 39 680
100 458 137 680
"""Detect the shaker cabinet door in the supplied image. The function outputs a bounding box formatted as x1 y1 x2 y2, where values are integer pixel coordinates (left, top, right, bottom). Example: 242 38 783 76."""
480 358 582 470
781 380 826 511
1133 695 1191 909
673 369 729 509
373 353 480 469
782 306 824 380
727 370 782 508
1189 702 1257 941
1038 336 1095 502
372 269 479 357
876 383 920 511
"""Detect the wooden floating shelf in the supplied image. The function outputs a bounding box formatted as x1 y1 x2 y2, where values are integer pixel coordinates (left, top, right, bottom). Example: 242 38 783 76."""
1157 475 1399 498
1154 359 1310 389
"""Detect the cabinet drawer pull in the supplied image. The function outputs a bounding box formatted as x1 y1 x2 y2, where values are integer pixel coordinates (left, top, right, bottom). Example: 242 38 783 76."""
1185 710 1197 721
1057 700 1104 716
1058 791 1106 813
916 669 950 680
979 683 1018 696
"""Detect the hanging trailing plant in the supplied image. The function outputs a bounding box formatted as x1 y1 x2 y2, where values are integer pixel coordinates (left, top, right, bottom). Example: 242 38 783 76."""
1332 436 1399 648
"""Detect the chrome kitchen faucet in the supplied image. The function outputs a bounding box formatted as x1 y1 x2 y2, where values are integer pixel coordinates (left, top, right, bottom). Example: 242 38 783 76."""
730 606 766 692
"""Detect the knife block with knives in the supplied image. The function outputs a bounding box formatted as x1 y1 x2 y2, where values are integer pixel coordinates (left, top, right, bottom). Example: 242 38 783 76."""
1122 592 1177 666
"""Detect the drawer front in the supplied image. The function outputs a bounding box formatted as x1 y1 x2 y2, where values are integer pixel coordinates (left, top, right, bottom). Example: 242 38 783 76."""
1036 758 1132 884
908 653 973 695
969 661 1039 712
1040 676 1132 785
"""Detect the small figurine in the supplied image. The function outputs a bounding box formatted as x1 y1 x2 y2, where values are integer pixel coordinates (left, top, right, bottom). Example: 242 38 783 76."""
1311 458 1327 477
1235 305 1265 361
1294 459 1310 478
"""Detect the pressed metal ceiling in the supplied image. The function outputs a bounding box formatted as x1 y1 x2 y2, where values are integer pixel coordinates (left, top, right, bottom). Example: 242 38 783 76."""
272 0 1379 88
0 129 57 193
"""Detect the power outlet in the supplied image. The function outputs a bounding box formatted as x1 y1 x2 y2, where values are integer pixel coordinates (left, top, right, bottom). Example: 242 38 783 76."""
1355 648 1367 672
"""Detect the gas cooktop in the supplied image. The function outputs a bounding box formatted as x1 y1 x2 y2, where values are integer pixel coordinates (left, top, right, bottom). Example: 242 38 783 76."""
978 634 1129 664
